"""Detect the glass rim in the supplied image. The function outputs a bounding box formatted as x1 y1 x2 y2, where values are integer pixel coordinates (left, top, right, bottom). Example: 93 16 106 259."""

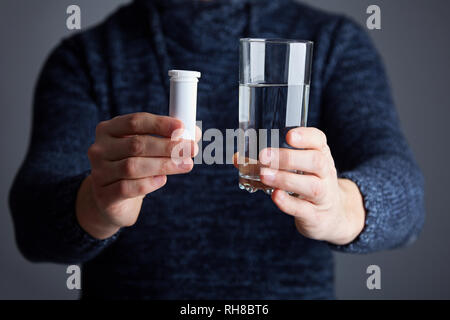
240 38 314 45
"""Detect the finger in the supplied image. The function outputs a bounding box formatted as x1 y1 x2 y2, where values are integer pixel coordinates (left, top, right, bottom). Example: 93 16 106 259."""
259 148 330 178
271 189 316 221
260 168 325 203
99 135 197 161
96 113 184 138
95 157 193 186
195 125 202 143
286 127 328 151
99 175 167 202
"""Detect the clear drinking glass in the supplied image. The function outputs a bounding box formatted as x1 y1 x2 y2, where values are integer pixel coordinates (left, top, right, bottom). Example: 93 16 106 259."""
238 38 313 194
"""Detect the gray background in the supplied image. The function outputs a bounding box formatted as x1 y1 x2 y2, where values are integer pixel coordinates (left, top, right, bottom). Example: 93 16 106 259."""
0 0 448 299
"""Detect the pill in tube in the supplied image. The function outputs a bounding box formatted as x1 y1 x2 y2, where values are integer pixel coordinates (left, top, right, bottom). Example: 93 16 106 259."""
168 70 201 141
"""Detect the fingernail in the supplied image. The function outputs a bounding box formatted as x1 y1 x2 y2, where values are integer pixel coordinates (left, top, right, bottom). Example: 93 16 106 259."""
260 149 272 164
261 167 276 182
178 160 192 170
291 132 301 142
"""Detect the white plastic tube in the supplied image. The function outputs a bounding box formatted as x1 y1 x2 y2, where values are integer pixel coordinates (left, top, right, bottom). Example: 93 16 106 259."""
168 70 201 141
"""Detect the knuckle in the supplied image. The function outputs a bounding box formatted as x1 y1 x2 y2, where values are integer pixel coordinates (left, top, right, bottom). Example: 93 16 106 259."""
273 191 286 206
122 158 137 177
161 159 173 173
312 152 325 172
95 121 108 136
136 181 149 195
153 119 163 135
258 149 268 165
87 144 100 160
283 176 296 191
166 140 176 157
311 179 325 199
129 136 144 156
312 152 323 171
127 114 141 132
286 150 295 169
159 176 168 187
117 180 129 196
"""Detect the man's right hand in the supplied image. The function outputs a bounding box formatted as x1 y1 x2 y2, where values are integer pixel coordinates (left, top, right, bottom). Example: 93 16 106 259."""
76 112 200 239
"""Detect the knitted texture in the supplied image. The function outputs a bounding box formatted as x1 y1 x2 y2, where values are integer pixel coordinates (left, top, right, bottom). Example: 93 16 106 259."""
9 0 424 299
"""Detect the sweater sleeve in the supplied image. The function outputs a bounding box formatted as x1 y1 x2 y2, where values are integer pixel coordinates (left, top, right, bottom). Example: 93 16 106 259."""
320 18 425 253
9 38 119 264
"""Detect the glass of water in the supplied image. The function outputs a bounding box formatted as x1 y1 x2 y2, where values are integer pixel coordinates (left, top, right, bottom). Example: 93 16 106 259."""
238 38 313 194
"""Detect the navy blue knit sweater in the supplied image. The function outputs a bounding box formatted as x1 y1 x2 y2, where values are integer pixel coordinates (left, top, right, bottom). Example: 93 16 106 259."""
9 0 425 299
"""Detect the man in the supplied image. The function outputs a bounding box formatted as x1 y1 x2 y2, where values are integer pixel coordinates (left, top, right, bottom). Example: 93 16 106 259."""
9 0 424 299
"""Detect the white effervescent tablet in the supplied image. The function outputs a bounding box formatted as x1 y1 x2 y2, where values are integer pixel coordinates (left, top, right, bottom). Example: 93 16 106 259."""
168 70 201 141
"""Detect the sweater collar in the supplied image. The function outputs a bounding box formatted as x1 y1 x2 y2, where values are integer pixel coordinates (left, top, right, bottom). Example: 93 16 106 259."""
138 0 269 7
138 0 257 55
134 0 288 89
